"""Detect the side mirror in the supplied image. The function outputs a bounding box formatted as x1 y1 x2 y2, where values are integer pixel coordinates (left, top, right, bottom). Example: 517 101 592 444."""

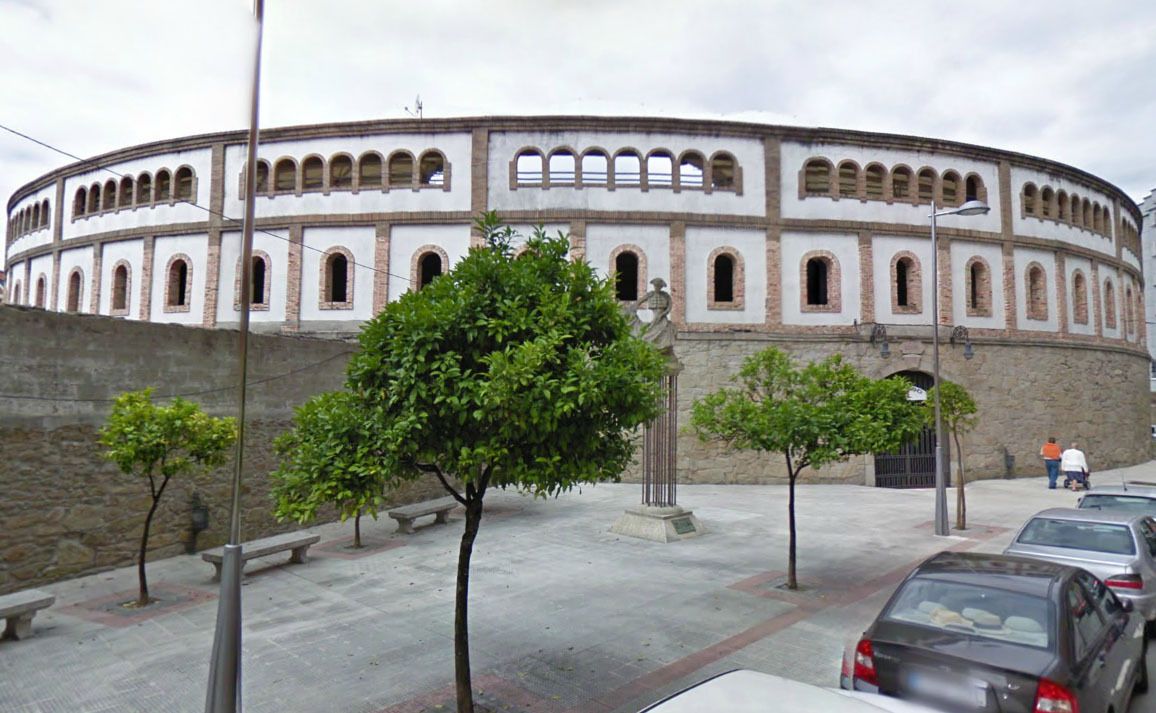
1120 598 1135 614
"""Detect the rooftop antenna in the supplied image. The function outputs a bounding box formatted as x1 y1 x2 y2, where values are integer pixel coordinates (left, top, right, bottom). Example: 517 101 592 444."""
405 94 423 120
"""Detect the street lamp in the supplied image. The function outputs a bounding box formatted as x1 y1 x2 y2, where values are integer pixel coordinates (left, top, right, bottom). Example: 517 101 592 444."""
930 199 989 537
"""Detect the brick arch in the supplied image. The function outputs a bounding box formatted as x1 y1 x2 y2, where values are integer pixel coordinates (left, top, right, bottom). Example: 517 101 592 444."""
271 156 298 194
417 149 450 189
1024 261 1048 321
676 149 706 190
707 150 740 193
34 274 47 308
387 150 418 190
1103 278 1118 330
964 256 993 317
578 147 611 187
300 154 325 192
320 246 355 309
611 148 643 188
65 267 85 313
800 249 840 313
411 244 450 291
889 250 922 314
608 243 647 302
800 156 834 198
511 146 544 188
173 164 197 202
164 252 194 312
835 159 861 199
355 151 384 191
963 172 987 203
643 148 676 189
545 146 578 187
1070 269 1089 325
889 164 914 201
864 162 887 201
235 249 272 310
327 152 356 191
110 259 133 316
707 246 745 310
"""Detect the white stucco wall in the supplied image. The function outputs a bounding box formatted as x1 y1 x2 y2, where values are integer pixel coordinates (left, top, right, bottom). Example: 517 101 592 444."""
949 241 1006 329
871 235 933 326
223 132 473 219
216 231 290 324
584 224 672 290
6 260 23 303
62 148 213 241
7 184 56 250
779 142 1002 234
1064 256 1095 336
684 227 766 324
9 227 54 257
385 224 471 304
780 231 860 326
300 226 377 323
56 246 93 313
1013 248 1059 332
1009 166 1116 256
150 234 208 325
99 239 145 318
487 131 765 216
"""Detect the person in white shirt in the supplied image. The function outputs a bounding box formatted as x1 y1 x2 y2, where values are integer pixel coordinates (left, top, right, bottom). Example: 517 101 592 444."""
1060 442 1090 490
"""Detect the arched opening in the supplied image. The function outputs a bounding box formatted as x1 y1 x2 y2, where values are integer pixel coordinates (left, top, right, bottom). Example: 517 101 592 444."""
88 183 101 213
168 259 189 307
917 168 936 203
1070 194 1082 227
1104 281 1117 329
865 164 885 200
548 150 576 185
419 151 446 186
103 180 117 211
418 252 443 288
326 252 350 303
112 264 129 312
678 152 705 189
966 258 992 316
891 166 912 199
155 170 172 202
389 152 415 187
515 150 544 185
941 171 962 207
252 162 269 194
614 151 641 187
137 173 152 204
874 371 944 488
66 270 82 312
119 177 134 207
35 277 46 308
74 187 87 217
646 151 674 188
713 253 734 303
273 159 296 193
12 280 22 305
1072 271 1088 325
330 154 353 189
1040 187 1054 219
251 256 267 306
965 175 983 202
1026 264 1047 320
806 257 829 306
896 258 915 308
614 251 639 301
803 158 831 196
1057 190 1069 221
710 153 736 190
837 161 859 198
580 151 609 186
358 153 383 189
302 157 323 191
174 167 194 200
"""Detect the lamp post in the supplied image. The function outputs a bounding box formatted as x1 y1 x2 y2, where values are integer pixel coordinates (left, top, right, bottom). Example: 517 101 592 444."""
930 199 989 537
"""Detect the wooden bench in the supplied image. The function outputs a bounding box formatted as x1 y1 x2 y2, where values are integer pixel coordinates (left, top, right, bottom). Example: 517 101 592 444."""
201 532 321 582
0 589 55 640
388 497 459 534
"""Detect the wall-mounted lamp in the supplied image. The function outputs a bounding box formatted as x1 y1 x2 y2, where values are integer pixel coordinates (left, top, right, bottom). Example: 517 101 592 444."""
188 492 210 553
869 323 890 358
950 325 974 360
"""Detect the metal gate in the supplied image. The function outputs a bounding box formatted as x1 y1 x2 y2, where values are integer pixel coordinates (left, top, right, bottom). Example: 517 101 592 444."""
874 371 949 488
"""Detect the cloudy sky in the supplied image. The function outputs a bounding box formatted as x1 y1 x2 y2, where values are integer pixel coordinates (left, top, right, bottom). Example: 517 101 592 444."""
3 0 1155 268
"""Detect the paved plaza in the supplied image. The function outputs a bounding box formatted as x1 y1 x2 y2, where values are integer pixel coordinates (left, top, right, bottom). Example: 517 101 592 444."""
6 461 1156 713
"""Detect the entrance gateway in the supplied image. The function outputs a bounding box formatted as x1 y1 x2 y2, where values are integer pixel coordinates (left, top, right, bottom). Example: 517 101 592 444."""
874 371 948 488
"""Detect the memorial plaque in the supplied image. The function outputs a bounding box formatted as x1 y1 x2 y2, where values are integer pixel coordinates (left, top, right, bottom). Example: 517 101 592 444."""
672 517 695 535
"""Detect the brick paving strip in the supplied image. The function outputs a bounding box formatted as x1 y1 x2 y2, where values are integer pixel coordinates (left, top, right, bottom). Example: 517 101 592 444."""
55 583 216 628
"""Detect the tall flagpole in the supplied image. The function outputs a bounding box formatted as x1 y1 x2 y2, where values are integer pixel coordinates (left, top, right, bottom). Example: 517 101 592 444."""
205 1 264 711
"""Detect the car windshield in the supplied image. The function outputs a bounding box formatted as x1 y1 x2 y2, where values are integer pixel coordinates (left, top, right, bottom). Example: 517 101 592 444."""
1079 494 1156 516
884 577 1052 649
1017 518 1136 555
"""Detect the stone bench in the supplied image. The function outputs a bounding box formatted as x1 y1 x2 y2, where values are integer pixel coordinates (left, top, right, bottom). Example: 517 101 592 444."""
0 588 55 640
387 496 459 534
201 532 321 582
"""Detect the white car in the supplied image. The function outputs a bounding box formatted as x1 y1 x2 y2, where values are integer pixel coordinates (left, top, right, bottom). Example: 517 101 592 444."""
638 669 942 712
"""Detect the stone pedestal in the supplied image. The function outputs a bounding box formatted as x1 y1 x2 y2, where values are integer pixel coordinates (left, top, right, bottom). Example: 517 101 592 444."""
610 505 705 543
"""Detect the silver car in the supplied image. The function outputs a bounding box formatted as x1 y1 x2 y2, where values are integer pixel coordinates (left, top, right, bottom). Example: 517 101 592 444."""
1078 482 1156 516
1005 507 1156 621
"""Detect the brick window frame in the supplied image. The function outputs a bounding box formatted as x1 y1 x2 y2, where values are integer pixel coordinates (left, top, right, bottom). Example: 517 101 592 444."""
608 244 647 302
964 173 988 203
1125 287 1136 336
964 256 993 317
1025 261 1048 321
417 150 451 191
799 157 834 198
510 147 545 189
1071 270 1089 325
410 244 450 292
1104 279 1117 329
890 251 922 314
890 164 914 203
35 274 47 308
234 250 272 311
707 246 745 311
320 246 355 310
707 151 742 195
836 160 861 200
164 253 193 313
110 259 132 316
65 268 84 313
800 250 841 313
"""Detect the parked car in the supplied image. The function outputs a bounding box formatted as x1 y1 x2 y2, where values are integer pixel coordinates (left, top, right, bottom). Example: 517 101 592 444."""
1078 482 1156 517
847 551 1146 713
639 669 940 712
1005 507 1156 622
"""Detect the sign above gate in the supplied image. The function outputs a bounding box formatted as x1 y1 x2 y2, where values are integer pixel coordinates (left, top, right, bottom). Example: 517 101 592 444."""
907 386 928 401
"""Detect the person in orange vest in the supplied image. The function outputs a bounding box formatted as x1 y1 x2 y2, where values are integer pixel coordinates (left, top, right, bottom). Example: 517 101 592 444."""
1040 437 1062 489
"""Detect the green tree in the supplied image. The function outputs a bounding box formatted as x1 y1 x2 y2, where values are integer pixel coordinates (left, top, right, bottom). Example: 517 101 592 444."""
345 213 666 713
271 391 389 548
690 348 923 590
925 381 979 530
99 388 235 606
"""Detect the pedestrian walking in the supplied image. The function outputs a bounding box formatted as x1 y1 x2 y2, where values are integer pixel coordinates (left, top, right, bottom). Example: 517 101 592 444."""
1040 437 1062 489
1060 442 1090 491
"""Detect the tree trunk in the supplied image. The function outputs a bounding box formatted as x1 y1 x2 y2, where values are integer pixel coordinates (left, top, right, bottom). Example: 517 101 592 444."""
136 473 171 607
954 430 966 530
785 453 798 590
354 509 362 548
454 495 484 713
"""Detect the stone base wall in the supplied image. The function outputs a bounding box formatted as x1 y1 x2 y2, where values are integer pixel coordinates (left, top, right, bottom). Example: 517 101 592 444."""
0 306 444 594
620 333 1151 486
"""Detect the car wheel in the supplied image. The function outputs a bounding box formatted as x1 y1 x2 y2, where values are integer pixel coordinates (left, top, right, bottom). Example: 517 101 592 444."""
1138 643 1149 694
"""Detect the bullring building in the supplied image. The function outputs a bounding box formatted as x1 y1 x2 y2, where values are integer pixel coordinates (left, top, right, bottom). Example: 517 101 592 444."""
4 116 1149 484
